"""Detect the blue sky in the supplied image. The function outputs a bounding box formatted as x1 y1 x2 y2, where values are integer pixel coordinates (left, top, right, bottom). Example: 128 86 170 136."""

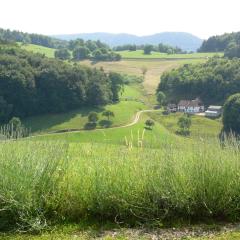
1 0 240 39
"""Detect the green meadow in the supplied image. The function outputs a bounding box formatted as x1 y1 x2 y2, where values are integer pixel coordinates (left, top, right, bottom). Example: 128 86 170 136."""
19 43 56 58
118 50 223 59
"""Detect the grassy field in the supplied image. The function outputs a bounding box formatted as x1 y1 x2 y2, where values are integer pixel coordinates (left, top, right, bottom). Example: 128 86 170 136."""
149 112 223 139
23 96 146 134
118 50 223 59
1 134 240 234
19 43 56 58
31 113 177 146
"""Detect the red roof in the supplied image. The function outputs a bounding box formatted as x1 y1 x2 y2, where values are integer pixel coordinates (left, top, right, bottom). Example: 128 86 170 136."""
178 98 203 107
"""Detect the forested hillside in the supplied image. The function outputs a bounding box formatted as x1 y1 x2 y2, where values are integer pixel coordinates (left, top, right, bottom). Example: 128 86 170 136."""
198 32 240 58
157 57 240 105
0 28 67 48
0 44 123 123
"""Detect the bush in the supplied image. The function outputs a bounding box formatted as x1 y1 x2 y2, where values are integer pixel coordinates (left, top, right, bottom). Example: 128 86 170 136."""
223 93 240 135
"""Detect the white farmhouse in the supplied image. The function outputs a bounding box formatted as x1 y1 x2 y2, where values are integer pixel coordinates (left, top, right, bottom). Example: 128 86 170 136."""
178 98 204 114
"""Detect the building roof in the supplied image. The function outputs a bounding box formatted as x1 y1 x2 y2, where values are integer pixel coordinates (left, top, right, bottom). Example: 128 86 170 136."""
208 105 222 110
178 98 203 108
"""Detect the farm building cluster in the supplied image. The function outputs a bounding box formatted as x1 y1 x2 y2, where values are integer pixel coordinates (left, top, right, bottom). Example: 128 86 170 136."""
167 98 222 118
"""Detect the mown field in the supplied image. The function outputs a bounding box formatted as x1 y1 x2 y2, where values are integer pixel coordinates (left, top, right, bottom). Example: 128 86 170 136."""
118 50 223 59
81 58 204 94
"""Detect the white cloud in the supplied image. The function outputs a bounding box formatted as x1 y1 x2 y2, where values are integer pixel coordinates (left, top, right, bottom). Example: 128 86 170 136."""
0 0 240 39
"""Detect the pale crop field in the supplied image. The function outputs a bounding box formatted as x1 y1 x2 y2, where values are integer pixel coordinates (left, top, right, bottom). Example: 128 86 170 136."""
80 58 205 94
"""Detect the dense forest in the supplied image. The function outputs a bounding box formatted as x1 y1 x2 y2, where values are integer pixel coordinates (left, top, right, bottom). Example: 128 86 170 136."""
0 44 124 123
66 39 121 61
198 32 240 58
114 43 186 54
0 28 67 48
157 57 240 105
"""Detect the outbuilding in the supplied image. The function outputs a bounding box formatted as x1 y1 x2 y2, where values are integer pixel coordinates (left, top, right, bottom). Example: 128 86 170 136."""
205 105 222 118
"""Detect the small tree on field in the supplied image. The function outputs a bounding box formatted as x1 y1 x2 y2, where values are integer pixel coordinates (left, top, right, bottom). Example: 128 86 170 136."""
157 91 166 107
88 112 98 123
102 110 115 121
144 45 152 54
145 119 155 130
141 66 148 79
9 117 22 131
177 114 191 135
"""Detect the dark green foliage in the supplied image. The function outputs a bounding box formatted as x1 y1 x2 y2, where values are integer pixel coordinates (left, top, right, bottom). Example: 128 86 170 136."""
223 93 240 135
69 39 121 61
145 119 155 130
199 32 240 58
114 43 185 54
0 96 12 122
177 114 191 135
114 44 137 51
108 72 124 102
88 112 98 123
156 91 166 106
102 110 114 121
143 45 153 54
0 45 123 124
9 117 22 131
72 46 90 60
157 58 240 105
224 42 240 59
0 28 67 48
158 43 185 54
54 48 71 60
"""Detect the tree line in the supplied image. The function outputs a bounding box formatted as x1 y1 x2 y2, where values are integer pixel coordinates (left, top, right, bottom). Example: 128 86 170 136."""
0 28 121 62
198 32 240 58
0 44 124 124
157 57 240 106
55 39 121 61
0 28 67 48
114 43 186 54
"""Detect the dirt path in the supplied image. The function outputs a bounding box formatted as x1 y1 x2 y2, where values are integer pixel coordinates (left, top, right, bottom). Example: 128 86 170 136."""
30 109 161 138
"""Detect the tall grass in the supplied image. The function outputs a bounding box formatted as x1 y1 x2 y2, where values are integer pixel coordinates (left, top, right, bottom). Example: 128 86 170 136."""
1 137 240 231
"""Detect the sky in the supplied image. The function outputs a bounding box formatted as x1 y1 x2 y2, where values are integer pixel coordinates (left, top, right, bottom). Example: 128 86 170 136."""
1 0 240 39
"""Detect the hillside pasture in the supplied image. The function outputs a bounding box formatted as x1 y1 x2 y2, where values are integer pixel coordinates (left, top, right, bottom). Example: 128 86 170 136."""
149 112 222 139
23 98 146 134
80 58 205 94
19 43 56 58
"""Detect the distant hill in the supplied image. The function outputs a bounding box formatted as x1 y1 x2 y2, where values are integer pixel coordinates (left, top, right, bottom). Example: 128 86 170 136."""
53 32 203 52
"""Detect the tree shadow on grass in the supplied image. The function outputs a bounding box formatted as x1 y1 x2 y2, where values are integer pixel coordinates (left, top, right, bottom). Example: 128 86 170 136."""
99 120 113 128
84 122 97 130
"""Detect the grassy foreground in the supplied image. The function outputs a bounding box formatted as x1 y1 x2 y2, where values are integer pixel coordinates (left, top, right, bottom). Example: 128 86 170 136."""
1 135 240 232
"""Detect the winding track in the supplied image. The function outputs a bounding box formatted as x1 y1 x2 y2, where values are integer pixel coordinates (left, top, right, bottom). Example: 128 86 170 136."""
30 109 161 138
